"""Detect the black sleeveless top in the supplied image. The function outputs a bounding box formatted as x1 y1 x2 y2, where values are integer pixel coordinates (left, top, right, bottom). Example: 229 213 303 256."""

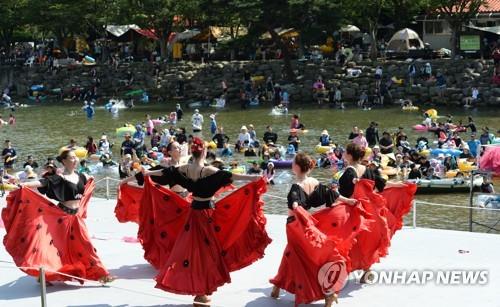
38 173 88 202
287 183 339 210
150 166 233 198
338 166 386 198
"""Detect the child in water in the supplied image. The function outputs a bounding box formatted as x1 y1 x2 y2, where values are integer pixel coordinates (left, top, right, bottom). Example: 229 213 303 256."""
78 160 91 174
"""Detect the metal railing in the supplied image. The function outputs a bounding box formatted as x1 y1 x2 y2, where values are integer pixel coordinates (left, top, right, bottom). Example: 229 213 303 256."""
0 262 215 307
413 200 500 232
94 177 122 200
261 188 500 233
98 177 500 232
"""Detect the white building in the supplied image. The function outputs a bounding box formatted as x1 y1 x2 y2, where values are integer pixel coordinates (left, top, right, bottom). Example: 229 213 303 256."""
419 0 500 50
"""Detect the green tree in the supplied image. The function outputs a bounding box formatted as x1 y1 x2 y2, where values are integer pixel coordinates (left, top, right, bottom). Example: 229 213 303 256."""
0 0 29 52
214 0 342 81
428 0 488 56
382 0 430 30
26 0 96 49
344 0 386 60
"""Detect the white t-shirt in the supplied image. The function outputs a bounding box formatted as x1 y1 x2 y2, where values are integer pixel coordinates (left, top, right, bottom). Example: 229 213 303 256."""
423 117 432 127
160 133 171 146
238 132 251 145
99 140 110 154
192 114 204 130
375 67 383 76
472 89 479 99
110 105 118 114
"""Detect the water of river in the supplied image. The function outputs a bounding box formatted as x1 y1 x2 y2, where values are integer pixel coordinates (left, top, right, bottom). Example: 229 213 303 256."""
2 102 499 233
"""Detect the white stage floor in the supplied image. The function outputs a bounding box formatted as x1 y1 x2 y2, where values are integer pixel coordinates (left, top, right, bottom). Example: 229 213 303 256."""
1 197 499 307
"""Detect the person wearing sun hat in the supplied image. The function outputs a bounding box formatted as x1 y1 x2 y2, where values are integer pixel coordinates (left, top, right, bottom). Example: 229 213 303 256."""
209 114 217 135
319 129 331 146
248 124 259 147
191 109 204 133
352 129 368 149
98 134 111 155
236 125 251 152
18 165 37 182
288 128 301 152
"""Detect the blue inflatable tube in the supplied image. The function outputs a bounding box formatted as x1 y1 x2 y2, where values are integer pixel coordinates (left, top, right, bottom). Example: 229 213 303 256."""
269 159 293 169
30 85 44 91
430 148 462 157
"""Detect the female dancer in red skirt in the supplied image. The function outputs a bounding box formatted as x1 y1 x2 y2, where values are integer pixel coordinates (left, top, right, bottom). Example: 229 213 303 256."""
338 143 416 282
143 137 270 306
2 149 112 284
270 152 367 306
115 140 188 223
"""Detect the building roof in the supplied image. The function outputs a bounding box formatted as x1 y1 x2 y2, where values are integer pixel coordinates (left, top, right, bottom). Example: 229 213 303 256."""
418 0 500 21
480 0 500 13
106 25 158 40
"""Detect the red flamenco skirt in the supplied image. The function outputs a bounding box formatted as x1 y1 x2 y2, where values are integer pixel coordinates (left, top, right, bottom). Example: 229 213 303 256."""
1 180 109 283
348 179 417 272
115 183 144 224
381 183 417 237
270 204 371 305
348 179 391 271
115 182 232 225
138 177 271 295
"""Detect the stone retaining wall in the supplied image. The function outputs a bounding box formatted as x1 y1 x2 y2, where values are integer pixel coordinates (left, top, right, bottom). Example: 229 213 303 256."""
2 58 498 106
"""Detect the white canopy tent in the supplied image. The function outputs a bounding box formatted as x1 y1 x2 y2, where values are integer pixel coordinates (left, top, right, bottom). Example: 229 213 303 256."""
387 28 425 52
340 25 361 32
106 25 140 37
467 25 500 35
173 29 201 42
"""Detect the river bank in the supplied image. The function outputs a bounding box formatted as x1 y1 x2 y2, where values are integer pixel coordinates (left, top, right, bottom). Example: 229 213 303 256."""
1 58 499 106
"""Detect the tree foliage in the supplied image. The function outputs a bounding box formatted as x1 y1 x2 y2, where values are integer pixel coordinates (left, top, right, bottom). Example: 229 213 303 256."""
0 0 29 50
1 0 485 62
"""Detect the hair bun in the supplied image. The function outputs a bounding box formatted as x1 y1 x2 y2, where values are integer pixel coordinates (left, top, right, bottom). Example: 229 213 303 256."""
190 137 205 154
309 159 316 170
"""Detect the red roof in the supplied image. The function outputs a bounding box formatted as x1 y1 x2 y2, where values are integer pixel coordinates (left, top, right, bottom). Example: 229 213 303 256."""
134 29 158 40
480 0 500 13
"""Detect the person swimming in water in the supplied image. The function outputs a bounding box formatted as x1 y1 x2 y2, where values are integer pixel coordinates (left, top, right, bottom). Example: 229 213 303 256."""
83 101 95 119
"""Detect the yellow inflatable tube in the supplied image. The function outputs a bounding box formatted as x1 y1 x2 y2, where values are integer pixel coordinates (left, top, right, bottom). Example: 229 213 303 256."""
419 149 430 157
230 167 246 174
458 160 477 172
425 108 438 119
445 170 458 178
116 124 136 137
207 141 217 150
402 106 419 111
0 183 17 191
59 146 88 159
315 144 335 154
